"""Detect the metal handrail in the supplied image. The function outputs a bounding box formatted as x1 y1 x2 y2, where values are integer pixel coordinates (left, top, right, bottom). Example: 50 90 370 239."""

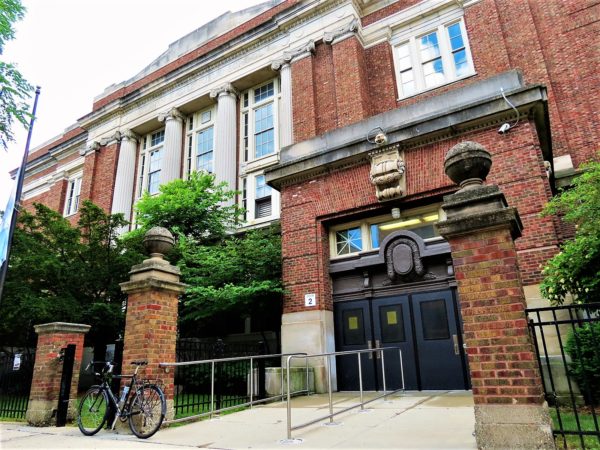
283 347 404 442
159 352 309 423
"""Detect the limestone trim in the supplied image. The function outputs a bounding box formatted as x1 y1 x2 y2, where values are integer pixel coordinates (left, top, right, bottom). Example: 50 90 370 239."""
33 322 91 335
283 40 316 64
209 82 238 99
120 129 140 143
80 140 101 157
120 277 187 295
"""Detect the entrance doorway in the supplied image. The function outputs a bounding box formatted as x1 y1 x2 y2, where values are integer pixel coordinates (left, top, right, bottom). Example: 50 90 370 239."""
334 289 469 391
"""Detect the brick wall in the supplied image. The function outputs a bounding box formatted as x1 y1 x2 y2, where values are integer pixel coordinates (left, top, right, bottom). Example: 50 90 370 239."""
280 121 558 313
450 228 544 405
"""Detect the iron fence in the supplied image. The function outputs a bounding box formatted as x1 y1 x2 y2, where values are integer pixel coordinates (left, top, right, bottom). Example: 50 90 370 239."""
0 350 35 419
527 302 600 449
173 339 270 419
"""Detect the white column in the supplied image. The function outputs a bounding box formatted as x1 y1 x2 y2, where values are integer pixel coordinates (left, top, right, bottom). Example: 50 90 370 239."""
158 107 185 186
111 130 138 231
278 62 293 147
209 83 238 191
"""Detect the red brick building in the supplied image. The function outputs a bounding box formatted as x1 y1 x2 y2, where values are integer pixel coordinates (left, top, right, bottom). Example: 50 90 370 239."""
21 0 599 395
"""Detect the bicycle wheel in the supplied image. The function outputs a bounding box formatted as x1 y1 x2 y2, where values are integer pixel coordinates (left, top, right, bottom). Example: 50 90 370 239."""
77 386 109 436
128 384 166 439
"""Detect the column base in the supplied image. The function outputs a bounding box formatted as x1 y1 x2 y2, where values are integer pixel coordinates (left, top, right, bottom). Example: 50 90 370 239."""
474 404 555 449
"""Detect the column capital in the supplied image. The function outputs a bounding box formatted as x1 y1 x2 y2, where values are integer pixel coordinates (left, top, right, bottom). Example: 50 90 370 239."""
209 82 238 99
120 129 140 143
271 58 290 71
100 130 122 147
283 39 315 64
79 140 101 156
323 18 361 45
158 107 185 123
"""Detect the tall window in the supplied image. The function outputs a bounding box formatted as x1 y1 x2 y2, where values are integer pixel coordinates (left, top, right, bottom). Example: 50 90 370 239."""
254 174 272 219
64 175 82 216
185 107 215 176
240 79 279 162
393 18 473 99
137 129 165 197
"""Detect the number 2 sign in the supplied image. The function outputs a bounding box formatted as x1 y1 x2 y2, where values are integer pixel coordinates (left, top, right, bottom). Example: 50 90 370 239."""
304 293 316 307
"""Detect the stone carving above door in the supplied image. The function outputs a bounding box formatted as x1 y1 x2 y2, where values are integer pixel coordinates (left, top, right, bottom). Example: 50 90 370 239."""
383 234 436 284
369 145 406 202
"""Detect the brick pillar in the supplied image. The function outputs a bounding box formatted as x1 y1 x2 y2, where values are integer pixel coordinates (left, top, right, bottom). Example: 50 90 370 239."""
26 322 90 426
436 141 554 449
119 227 185 420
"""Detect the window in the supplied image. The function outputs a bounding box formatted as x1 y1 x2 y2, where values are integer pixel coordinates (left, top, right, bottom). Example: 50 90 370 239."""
240 79 279 162
64 175 82 216
137 129 165 197
330 206 444 258
254 175 272 219
185 107 215 176
393 18 473 99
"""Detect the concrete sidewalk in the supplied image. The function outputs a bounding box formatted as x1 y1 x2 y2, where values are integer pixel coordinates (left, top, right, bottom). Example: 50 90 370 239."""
0 391 476 449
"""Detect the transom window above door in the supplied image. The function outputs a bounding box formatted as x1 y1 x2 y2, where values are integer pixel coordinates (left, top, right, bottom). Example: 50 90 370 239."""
329 205 444 259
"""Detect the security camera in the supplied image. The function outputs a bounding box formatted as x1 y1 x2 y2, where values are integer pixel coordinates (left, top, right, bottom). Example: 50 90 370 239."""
498 123 511 134
374 132 388 145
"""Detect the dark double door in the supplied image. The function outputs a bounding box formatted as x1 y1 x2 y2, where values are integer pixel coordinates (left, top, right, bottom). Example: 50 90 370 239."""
334 289 469 391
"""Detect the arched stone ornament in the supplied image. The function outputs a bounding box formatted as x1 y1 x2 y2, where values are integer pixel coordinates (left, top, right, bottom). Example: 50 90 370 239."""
381 232 435 284
369 145 406 201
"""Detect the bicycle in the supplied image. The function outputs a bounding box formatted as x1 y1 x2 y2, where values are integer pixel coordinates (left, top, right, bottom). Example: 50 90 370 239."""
77 360 166 439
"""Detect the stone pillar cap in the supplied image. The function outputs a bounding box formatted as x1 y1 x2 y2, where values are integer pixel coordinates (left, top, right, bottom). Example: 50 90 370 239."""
34 322 91 335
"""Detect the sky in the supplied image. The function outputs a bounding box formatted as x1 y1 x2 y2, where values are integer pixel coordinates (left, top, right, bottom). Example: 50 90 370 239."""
0 0 267 208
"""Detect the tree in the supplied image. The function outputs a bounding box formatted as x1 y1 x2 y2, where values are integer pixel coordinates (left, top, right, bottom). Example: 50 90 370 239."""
131 172 283 335
0 201 144 351
540 159 600 304
0 0 33 150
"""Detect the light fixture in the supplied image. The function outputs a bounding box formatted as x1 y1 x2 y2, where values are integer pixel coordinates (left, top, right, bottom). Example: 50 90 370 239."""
391 207 401 219
498 87 520 134
367 127 388 146
379 218 422 231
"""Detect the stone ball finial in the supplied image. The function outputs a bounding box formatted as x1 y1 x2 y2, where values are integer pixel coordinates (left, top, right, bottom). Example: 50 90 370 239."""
143 227 175 259
444 141 492 191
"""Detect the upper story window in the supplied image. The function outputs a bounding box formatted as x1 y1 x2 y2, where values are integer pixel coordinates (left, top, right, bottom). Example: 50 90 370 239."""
137 129 165 197
254 174 272 219
329 206 444 259
185 107 215 177
64 175 82 216
240 79 280 162
392 18 474 99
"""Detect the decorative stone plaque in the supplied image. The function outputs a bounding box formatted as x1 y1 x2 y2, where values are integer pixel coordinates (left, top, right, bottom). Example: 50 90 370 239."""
369 145 406 201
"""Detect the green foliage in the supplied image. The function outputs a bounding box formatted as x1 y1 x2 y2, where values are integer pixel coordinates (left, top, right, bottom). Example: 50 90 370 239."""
564 322 600 405
0 201 144 348
179 224 283 322
134 171 241 242
129 173 283 326
540 159 600 304
0 0 33 150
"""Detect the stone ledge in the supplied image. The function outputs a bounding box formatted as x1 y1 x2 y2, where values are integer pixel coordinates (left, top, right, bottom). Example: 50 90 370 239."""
436 207 523 240
33 322 91 335
120 277 187 294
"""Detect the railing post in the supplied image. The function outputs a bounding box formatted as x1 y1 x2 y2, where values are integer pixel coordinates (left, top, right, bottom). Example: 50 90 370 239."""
381 349 387 400
358 352 364 410
399 350 405 390
327 355 334 423
210 361 215 419
305 358 310 396
250 357 254 409
286 355 293 440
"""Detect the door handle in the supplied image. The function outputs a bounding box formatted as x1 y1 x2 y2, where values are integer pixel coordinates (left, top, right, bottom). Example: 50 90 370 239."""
375 339 381 359
452 334 460 355
367 340 373 359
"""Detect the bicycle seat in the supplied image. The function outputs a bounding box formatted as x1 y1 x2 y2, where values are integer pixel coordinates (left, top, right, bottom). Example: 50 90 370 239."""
131 360 148 366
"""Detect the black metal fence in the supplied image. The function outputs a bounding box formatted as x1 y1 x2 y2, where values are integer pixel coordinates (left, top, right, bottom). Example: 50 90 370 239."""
174 339 270 419
0 350 36 419
527 303 600 449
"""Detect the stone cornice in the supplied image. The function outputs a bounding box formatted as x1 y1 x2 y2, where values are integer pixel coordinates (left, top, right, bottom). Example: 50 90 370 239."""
34 322 91 335
265 71 550 190
120 277 187 295
209 82 238 99
158 107 185 123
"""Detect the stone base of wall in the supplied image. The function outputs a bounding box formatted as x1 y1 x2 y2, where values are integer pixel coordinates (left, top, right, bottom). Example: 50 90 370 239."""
25 399 77 426
474 404 555 449
281 310 335 393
